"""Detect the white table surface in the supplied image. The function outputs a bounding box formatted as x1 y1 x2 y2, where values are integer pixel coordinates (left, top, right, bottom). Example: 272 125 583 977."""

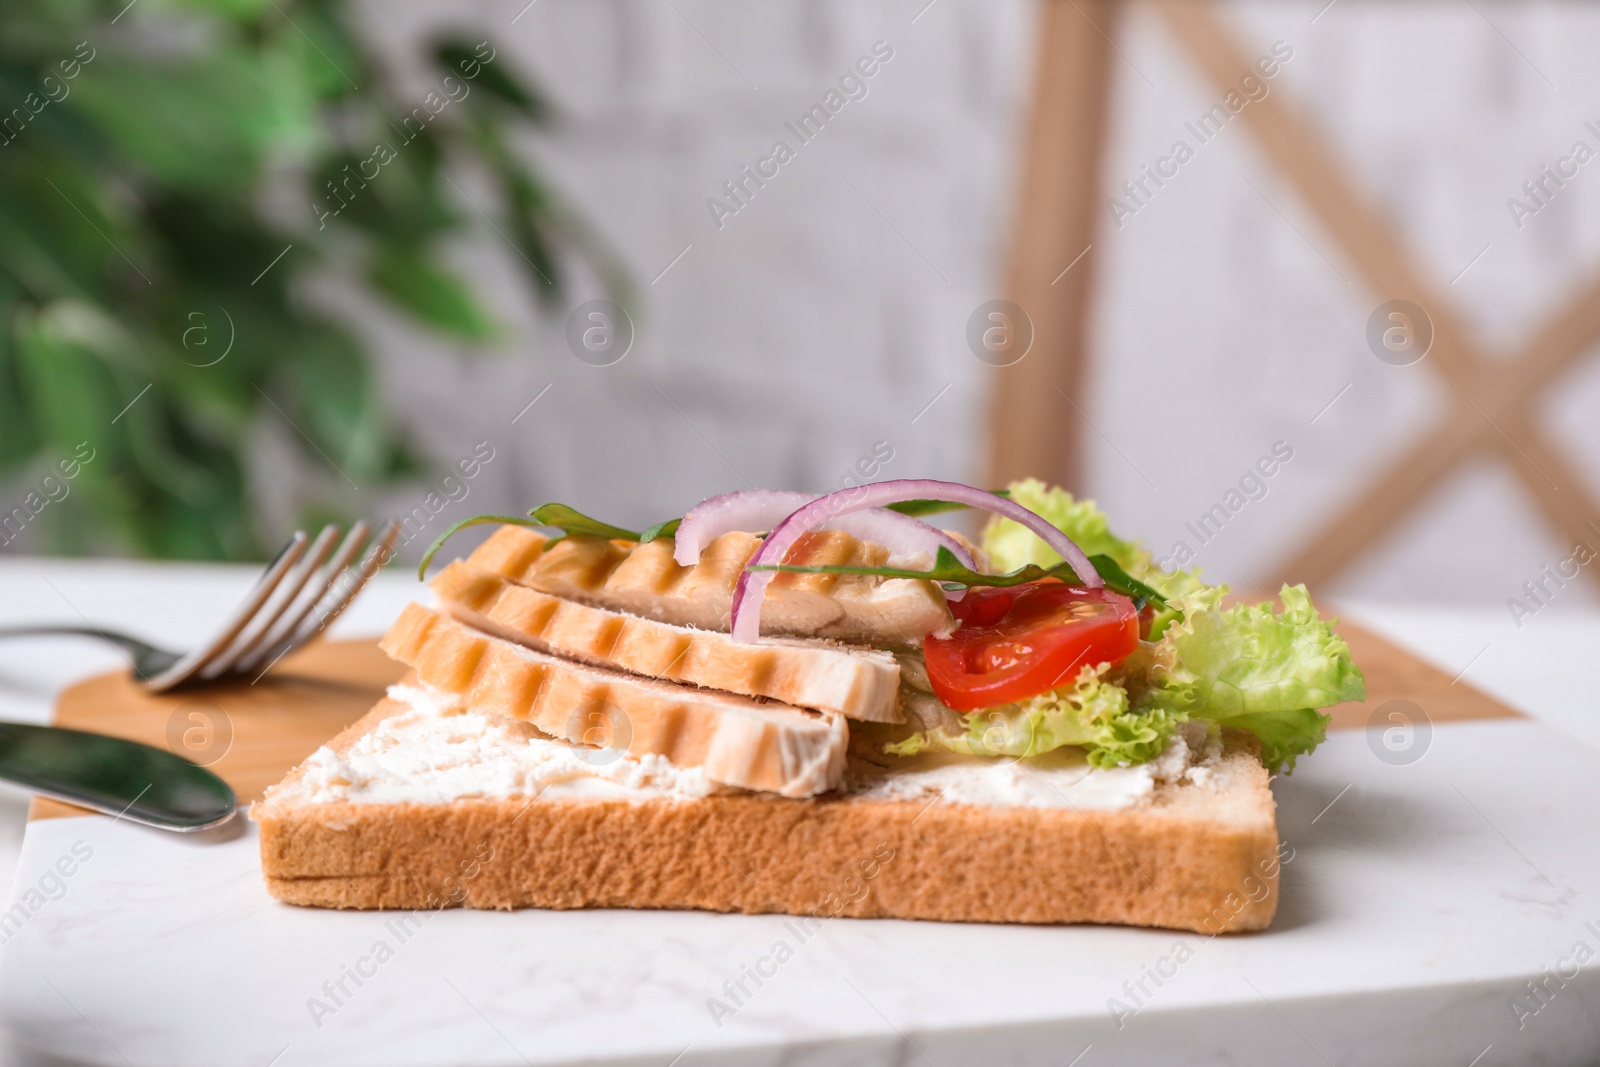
0 559 1598 1066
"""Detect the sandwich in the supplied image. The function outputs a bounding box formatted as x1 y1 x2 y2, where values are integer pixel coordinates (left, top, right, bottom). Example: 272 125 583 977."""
255 478 1364 932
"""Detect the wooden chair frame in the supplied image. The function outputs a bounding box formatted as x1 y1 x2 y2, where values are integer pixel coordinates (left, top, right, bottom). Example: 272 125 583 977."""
990 0 1600 593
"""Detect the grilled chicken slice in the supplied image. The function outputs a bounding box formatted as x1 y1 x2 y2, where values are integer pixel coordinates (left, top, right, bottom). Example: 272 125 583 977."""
381 604 848 797
466 525 952 649
430 561 904 722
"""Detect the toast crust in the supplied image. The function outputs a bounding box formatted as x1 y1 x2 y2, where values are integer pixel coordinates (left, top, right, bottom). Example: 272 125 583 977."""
430 560 904 722
256 700 1280 932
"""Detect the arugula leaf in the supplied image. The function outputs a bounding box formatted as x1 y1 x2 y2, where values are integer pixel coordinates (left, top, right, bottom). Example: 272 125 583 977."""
420 492 1029 579
750 546 1168 608
417 503 651 578
639 517 681 543
526 503 641 542
1086 554 1168 608
418 514 547 578
882 489 1010 518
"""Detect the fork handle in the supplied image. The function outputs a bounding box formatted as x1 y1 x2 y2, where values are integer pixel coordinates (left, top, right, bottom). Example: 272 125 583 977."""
0 625 162 659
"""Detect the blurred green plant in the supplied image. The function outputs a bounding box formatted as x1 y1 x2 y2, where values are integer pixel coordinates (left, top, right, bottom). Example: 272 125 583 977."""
0 0 624 559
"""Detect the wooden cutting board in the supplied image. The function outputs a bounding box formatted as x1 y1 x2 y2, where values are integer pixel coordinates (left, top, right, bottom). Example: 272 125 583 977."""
30 622 1519 821
30 639 405 821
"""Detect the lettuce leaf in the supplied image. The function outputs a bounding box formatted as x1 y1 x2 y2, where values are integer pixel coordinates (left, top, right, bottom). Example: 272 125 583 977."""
923 480 1366 773
887 664 1182 769
1137 583 1365 773
981 479 1204 637
982 478 1146 573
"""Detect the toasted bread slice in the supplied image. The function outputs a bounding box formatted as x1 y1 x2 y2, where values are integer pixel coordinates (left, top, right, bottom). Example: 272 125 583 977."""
429 560 904 722
256 694 1280 932
466 525 952 649
379 603 847 797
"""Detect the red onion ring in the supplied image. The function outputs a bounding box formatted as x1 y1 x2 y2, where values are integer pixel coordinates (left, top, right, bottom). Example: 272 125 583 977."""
674 489 975 571
729 479 1100 643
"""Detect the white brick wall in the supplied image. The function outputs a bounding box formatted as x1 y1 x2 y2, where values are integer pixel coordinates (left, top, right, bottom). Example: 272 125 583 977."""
342 0 1600 613
11 0 1581 614
1090 1 1600 611
353 0 1031 550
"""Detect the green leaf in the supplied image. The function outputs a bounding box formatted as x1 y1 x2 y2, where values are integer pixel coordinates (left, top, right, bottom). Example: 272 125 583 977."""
491 139 564 303
888 664 1181 769
0 0 624 565
1136 584 1365 774
366 245 495 340
68 53 315 191
416 503 644 578
417 513 545 578
433 38 550 121
1087 554 1168 609
10 304 122 450
164 0 276 19
527 503 640 541
0 282 38 466
749 546 1168 608
639 517 681 543
882 490 1010 517
266 7 364 102
317 143 457 243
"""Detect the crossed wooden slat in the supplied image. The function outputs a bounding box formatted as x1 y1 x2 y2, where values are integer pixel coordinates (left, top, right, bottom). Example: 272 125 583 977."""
991 0 1600 594
987 0 1122 496
1158 1 1600 592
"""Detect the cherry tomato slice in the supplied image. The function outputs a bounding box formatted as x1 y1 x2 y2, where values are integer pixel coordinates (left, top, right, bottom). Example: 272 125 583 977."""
923 581 1140 712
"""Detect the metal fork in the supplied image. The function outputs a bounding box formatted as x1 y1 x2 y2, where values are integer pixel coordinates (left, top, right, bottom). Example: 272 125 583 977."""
0 520 401 692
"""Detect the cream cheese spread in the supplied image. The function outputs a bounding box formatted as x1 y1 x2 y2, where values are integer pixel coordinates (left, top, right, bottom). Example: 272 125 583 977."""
275 684 1219 812
282 684 719 806
843 719 1221 811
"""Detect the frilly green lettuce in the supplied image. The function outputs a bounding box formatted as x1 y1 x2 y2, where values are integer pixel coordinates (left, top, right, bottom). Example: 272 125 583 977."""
889 481 1367 773
1136 583 1365 772
887 664 1184 769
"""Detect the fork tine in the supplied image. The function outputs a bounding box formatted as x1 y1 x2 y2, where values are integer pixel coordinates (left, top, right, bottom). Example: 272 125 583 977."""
143 532 309 693
292 520 400 643
200 524 344 680
250 520 401 680
234 521 371 674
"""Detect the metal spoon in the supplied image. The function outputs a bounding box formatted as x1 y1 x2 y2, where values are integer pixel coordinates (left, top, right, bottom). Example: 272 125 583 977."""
0 722 236 832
